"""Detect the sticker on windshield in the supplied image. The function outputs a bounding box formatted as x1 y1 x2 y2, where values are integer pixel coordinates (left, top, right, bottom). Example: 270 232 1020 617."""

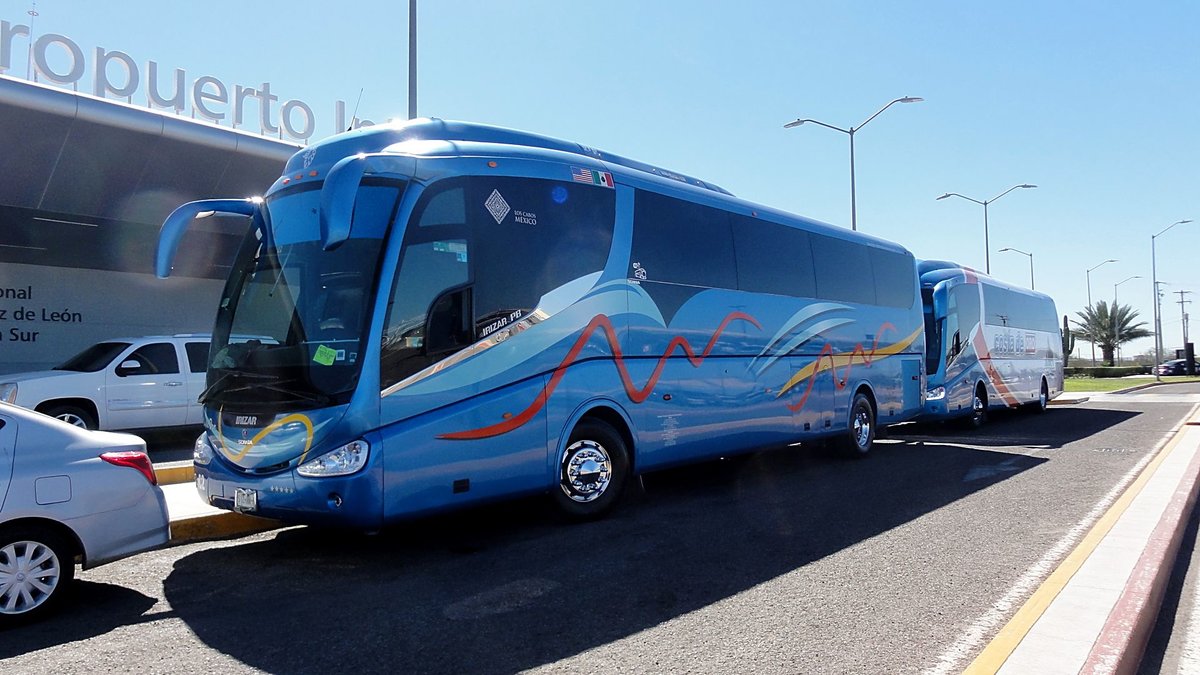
313 344 338 366
485 189 510 224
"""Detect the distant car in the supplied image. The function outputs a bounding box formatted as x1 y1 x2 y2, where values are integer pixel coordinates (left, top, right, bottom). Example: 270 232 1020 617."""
0 402 169 625
0 334 210 431
1154 359 1200 376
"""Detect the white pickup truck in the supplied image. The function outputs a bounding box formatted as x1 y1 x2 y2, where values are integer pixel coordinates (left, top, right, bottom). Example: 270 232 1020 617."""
0 334 210 431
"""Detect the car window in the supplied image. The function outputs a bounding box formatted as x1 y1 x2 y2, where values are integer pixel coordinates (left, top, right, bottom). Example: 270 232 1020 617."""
184 342 210 374
54 341 132 372
117 343 180 377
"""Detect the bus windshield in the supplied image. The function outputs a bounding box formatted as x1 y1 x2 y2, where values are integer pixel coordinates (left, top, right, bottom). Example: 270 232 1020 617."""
204 179 405 410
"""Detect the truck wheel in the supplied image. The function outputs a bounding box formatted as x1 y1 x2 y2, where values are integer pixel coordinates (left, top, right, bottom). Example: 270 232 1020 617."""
835 392 876 458
42 404 97 430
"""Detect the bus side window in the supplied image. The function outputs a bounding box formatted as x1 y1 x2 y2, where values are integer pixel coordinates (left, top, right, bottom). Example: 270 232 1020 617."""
426 287 473 355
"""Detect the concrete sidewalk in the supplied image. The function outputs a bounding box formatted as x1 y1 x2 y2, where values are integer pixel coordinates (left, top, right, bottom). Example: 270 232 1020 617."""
964 403 1200 674
156 466 281 543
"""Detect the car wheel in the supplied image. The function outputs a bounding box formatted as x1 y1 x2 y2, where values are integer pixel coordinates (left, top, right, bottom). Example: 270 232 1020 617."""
834 391 876 458
553 419 630 520
42 404 97 430
0 527 75 626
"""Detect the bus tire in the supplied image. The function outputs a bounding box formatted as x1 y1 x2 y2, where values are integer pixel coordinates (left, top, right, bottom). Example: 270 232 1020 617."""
1031 379 1050 413
835 392 876 458
553 419 630 520
959 386 988 429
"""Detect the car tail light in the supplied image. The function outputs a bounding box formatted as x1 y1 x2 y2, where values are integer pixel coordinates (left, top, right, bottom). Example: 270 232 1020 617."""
100 451 158 485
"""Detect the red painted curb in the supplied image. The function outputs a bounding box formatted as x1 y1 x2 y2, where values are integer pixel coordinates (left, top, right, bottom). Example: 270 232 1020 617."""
1082 433 1200 674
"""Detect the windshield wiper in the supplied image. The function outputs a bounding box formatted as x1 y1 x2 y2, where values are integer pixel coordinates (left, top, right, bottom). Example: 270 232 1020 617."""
219 379 333 406
199 369 285 404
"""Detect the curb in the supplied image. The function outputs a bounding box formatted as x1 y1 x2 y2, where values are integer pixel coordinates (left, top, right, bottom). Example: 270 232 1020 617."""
154 460 195 486
169 511 282 544
1083 412 1200 672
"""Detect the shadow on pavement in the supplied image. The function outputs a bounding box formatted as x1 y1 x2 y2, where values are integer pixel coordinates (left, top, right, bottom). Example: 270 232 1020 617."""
158 438 1047 673
892 406 1140 449
0 581 160 658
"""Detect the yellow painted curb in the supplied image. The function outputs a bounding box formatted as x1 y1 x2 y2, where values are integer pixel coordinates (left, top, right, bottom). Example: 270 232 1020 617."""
154 463 195 486
963 412 1194 673
169 512 281 543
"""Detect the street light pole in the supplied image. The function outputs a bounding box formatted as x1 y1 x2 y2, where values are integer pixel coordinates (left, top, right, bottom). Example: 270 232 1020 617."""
936 184 1037 274
998 247 1035 289
408 0 417 119
1086 259 1117 366
784 96 923 232
1114 275 1141 365
1152 219 1193 381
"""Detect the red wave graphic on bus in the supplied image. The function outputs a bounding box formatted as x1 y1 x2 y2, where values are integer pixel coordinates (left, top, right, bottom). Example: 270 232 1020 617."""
780 322 924 413
438 311 762 441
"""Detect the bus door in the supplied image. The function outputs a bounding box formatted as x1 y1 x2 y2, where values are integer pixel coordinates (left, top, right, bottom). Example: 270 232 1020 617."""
943 283 979 412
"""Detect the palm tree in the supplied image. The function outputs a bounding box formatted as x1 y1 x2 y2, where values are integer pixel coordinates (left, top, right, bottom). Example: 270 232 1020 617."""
1072 300 1152 366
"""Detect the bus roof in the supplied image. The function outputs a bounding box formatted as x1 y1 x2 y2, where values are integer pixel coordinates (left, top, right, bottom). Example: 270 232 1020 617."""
283 118 733 196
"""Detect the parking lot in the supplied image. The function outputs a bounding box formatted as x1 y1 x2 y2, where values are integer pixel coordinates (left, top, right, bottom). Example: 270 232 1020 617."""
4 386 1198 673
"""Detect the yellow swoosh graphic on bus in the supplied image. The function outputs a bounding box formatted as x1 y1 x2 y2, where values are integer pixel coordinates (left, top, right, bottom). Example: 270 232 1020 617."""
777 324 923 406
218 412 316 464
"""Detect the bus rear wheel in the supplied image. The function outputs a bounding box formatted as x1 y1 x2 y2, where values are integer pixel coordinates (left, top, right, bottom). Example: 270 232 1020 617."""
834 392 876 458
1031 380 1049 413
553 419 629 520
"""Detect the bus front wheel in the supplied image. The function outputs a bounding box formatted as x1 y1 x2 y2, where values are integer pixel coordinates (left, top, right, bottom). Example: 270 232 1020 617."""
835 392 876 458
553 419 630 520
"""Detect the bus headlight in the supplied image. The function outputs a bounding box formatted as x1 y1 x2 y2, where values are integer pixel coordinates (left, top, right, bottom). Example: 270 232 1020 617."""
297 440 370 477
0 382 16 404
926 386 946 401
194 433 214 466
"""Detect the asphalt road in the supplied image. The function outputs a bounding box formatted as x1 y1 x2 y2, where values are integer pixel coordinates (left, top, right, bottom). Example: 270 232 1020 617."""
6 386 1199 674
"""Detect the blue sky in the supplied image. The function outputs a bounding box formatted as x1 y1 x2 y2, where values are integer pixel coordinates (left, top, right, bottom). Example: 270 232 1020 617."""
3 0 1198 358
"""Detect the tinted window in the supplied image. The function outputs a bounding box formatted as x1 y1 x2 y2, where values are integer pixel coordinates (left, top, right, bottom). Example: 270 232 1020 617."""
982 285 1058 332
54 341 131 372
185 342 209 373
473 177 615 327
812 235 875 304
871 248 916 308
631 190 736 290
732 215 817 297
118 343 179 376
380 176 615 389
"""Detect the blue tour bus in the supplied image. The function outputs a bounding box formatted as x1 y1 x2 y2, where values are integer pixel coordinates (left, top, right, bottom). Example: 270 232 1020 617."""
156 119 927 527
919 260 1063 426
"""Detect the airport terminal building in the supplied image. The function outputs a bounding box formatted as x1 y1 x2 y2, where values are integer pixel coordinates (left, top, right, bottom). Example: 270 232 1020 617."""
0 75 299 373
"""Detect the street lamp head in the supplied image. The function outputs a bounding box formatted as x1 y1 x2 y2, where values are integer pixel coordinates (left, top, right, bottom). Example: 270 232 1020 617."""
899 97 924 104
783 119 805 129
935 193 952 200
1180 219 1194 225
1019 184 1037 189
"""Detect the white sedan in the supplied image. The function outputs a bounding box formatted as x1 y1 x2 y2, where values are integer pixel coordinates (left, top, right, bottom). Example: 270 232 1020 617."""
0 402 169 624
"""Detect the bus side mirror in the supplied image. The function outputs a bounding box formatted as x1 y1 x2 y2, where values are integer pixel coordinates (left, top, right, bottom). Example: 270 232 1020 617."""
320 155 367 251
156 199 259 278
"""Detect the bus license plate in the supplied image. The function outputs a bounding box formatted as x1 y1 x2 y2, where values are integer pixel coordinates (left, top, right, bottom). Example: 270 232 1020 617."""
233 487 258 513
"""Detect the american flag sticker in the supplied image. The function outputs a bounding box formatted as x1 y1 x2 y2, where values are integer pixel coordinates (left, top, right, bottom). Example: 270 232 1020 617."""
571 166 615 188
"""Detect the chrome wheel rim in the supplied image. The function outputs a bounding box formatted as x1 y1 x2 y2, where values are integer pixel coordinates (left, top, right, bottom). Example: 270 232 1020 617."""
1040 386 1048 409
55 412 87 428
973 394 985 422
560 440 612 503
0 540 62 615
852 407 872 449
